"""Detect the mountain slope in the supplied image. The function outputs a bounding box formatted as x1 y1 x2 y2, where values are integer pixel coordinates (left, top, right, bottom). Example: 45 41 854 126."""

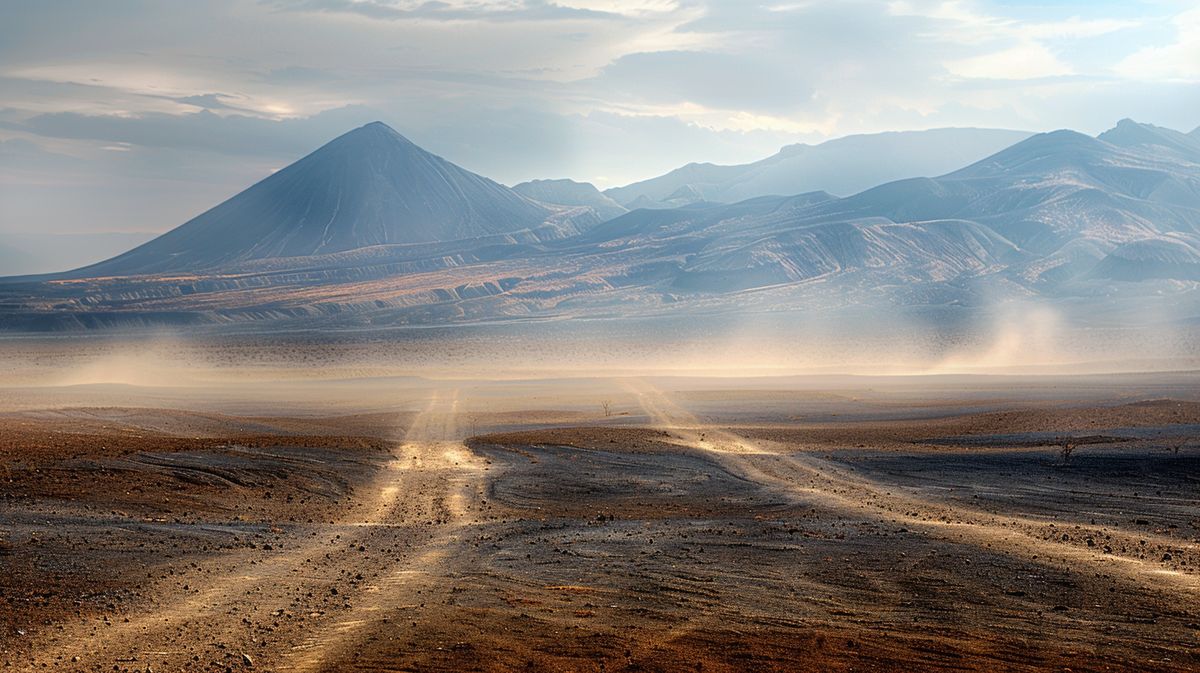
2 120 1199 331
567 122 1200 295
512 179 627 221
1100 118 1200 162
788 126 1200 256
1091 234 1200 281
604 128 1033 207
63 122 558 276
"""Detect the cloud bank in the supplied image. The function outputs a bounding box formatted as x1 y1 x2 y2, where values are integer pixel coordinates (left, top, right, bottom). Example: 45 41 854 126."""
1 0 1197 236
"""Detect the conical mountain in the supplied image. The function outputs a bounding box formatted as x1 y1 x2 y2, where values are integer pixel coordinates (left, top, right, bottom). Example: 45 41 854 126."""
66 122 554 276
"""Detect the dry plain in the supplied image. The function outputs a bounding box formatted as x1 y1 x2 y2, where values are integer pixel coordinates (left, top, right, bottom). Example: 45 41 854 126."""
1 335 1198 672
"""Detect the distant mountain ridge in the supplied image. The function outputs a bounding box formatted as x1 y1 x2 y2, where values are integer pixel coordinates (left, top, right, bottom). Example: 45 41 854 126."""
612 125 1200 294
1 119 1198 331
512 179 627 221
603 127 1034 207
1098 118 1200 163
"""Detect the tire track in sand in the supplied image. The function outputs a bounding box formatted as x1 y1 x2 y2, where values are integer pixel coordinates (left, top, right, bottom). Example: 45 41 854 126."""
623 378 1200 598
278 387 490 672
21 388 486 672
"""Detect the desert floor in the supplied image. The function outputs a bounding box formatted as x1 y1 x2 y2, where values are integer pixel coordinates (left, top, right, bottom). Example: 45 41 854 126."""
1 364 1198 672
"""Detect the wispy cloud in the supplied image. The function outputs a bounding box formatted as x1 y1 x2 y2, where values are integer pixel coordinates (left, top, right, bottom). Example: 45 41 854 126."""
1114 7 1200 81
0 0 1196 236
261 0 631 22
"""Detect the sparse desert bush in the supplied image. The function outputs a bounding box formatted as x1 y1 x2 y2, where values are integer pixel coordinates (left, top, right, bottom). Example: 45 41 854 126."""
1059 439 1076 465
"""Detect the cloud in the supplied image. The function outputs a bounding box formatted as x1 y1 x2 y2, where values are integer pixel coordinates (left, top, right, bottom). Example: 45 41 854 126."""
888 1 1139 80
1 0 1197 236
1023 17 1140 41
262 0 628 22
1114 7 1200 81
258 66 344 85
946 42 1073 80
591 50 816 114
3 109 367 157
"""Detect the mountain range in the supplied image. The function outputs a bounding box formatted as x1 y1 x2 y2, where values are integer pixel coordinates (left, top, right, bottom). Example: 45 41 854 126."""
0 119 1197 331
602 127 1033 208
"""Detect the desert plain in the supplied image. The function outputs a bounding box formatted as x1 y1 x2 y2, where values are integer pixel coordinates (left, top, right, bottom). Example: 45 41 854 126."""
0 331 1198 672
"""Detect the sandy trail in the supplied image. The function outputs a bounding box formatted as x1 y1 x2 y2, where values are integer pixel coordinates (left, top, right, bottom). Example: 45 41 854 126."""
19 388 487 672
278 388 489 672
9 376 1197 672
623 378 1200 597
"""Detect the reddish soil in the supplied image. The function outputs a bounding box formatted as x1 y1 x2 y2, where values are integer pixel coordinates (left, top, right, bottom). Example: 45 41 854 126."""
2 385 1198 672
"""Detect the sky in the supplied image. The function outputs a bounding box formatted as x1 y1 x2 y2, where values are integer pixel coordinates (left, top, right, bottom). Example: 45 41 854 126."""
1 0 1199 236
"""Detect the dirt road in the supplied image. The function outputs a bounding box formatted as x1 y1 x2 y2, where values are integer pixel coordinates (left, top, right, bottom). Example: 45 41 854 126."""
5 379 1199 672
13 388 490 672
623 379 1200 596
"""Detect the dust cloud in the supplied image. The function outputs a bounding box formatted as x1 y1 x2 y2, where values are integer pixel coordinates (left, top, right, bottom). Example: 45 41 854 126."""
0 304 1196 392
